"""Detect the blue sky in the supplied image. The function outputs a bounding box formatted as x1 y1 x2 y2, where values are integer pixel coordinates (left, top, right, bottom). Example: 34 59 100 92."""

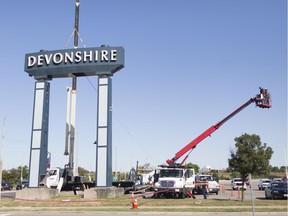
0 0 286 173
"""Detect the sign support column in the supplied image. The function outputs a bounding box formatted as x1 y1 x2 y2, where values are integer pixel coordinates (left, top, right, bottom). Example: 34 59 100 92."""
28 81 50 187
95 76 113 187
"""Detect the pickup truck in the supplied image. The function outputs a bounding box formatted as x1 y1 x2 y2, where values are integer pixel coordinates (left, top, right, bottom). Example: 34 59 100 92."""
231 178 247 190
194 174 220 195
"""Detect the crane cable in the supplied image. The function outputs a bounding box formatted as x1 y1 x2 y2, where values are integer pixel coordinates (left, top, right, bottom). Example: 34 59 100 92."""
63 30 156 165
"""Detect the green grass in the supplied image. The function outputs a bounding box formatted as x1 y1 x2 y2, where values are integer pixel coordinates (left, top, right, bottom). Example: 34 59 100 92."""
0 194 287 212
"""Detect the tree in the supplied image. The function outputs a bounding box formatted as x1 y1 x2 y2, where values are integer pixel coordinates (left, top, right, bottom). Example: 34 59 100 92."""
271 166 280 173
17 165 29 180
2 165 29 185
280 166 286 173
185 163 200 174
137 163 152 173
78 166 93 180
228 133 273 201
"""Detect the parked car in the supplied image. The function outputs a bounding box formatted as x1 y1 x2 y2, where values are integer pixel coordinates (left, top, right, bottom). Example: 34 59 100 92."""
16 180 28 190
231 178 246 190
265 181 288 199
1 182 13 191
194 174 220 195
258 179 271 190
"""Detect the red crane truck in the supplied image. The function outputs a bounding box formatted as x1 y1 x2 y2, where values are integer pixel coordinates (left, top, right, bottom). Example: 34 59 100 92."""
153 87 271 198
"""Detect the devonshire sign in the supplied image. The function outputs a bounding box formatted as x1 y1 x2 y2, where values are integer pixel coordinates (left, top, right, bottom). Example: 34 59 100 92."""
24 46 124 80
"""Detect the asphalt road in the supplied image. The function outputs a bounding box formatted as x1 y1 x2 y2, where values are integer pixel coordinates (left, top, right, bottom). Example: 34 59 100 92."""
0 212 286 216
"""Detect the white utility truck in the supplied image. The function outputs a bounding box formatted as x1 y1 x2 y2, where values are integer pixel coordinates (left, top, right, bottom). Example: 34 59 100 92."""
153 88 271 198
153 165 195 198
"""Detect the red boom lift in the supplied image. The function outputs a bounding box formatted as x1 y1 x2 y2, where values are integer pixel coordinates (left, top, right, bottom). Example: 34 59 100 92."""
166 87 272 166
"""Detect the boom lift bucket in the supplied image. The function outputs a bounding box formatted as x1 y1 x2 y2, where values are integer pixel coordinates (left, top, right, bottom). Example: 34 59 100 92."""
255 87 272 108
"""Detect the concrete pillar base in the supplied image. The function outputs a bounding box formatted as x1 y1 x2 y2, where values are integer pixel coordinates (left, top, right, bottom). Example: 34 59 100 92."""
84 186 124 199
15 188 59 200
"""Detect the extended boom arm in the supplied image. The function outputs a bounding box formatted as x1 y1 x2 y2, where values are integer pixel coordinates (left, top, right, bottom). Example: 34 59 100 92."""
166 87 271 166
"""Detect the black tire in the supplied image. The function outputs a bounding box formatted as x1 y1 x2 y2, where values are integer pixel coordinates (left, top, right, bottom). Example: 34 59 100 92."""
152 193 159 199
179 192 185 199
180 188 186 199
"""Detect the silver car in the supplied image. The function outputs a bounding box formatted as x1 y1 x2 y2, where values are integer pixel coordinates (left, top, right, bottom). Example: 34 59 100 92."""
258 179 271 190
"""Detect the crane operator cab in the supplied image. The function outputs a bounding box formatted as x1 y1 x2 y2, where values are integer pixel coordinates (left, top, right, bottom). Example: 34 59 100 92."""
255 87 272 108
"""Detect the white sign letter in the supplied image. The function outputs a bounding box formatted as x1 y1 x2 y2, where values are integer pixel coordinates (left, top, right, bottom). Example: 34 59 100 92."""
101 50 109 62
75 51 82 63
28 56 37 67
44 54 53 65
83 51 92 62
53 53 63 64
110 50 117 61
37 55 44 66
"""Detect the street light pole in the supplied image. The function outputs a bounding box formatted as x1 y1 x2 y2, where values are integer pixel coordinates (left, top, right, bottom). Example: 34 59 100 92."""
0 117 6 204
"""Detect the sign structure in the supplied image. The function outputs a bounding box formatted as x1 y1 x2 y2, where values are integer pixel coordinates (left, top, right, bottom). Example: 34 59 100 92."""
25 45 124 188
25 46 124 80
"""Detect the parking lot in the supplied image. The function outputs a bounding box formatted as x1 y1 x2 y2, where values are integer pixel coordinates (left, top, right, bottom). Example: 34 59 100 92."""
193 179 277 200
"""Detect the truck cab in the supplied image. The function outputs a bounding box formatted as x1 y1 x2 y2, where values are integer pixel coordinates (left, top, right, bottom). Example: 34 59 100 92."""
39 167 63 188
154 166 195 198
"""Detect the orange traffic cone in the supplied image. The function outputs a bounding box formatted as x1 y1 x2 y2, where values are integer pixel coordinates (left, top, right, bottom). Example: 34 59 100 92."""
221 185 225 193
131 192 135 208
131 192 138 209
237 187 241 199
133 198 138 209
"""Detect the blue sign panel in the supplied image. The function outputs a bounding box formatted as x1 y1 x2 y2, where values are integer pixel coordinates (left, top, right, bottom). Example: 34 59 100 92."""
24 46 124 80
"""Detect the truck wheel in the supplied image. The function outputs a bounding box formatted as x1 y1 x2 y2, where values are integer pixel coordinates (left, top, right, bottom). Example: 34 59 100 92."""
216 191 218 195
179 192 185 199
